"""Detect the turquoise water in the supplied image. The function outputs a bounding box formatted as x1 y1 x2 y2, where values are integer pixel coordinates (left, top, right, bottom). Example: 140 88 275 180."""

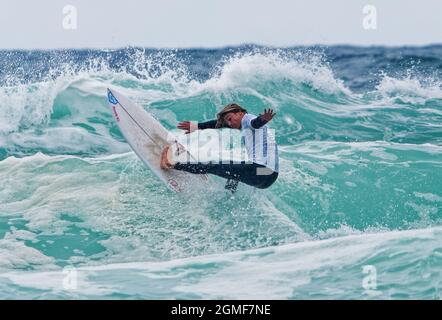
0 46 441 299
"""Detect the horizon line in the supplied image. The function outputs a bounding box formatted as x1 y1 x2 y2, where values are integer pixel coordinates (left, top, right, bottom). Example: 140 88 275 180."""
1 42 442 51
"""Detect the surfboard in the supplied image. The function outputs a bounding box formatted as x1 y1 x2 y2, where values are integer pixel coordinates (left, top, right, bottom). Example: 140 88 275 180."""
107 88 208 193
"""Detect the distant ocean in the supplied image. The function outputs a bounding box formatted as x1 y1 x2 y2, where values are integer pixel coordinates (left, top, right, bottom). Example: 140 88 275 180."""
0 45 441 299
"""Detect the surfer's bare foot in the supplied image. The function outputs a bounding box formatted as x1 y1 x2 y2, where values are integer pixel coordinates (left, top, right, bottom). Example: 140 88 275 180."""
160 146 175 170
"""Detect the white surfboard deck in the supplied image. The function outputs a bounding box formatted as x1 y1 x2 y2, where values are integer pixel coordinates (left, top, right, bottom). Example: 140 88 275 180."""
107 88 208 193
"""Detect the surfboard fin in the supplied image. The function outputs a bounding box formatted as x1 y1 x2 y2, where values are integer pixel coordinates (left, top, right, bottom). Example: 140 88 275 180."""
225 179 239 194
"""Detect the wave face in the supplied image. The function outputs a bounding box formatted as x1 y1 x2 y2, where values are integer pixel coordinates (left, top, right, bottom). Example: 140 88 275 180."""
0 45 441 299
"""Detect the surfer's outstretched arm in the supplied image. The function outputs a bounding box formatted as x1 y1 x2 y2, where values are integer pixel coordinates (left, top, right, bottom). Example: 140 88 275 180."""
250 109 276 129
197 120 219 129
177 119 224 134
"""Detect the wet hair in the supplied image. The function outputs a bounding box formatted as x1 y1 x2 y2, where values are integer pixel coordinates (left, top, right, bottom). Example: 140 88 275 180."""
215 103 247 128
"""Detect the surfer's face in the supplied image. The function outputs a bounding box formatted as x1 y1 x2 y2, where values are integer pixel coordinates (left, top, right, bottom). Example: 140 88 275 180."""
224 112 244 129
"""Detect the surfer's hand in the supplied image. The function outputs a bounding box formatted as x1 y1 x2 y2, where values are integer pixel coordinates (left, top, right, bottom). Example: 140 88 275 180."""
177 121 197 134
260 109 276 122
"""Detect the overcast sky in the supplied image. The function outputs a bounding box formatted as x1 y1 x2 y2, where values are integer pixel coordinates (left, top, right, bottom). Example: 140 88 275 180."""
1 0 441 49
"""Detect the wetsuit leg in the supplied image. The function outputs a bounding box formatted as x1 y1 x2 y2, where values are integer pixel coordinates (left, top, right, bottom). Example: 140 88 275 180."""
173 161 278 189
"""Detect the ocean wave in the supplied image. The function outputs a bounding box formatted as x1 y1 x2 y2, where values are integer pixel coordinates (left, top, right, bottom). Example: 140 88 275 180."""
1 46 442 299
1 226 441 299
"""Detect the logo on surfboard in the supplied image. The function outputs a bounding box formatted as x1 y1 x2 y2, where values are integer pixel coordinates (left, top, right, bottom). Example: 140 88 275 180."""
108 90 118 105
108 90 120 121
167 179 182 192
112 106 120 122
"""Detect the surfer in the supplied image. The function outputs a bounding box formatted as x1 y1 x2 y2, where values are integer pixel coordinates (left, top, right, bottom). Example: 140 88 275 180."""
160 103 279 191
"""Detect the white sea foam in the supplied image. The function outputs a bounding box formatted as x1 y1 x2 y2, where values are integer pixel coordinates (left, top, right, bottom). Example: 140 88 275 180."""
376 74 442 103
0 237 54 270
1 226 440 299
